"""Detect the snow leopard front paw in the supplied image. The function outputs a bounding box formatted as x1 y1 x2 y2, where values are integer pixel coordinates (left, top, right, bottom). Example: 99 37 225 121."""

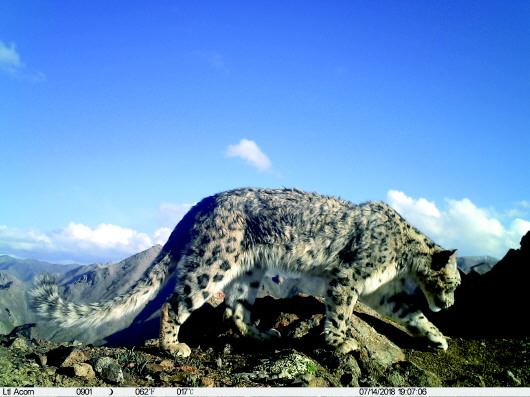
325 333 359 353
404 314 448 351
426 331 448 351
166 343 192 357
336 339 359 354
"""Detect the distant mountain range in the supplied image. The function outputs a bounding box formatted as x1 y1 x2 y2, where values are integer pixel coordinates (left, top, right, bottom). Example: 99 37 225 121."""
0 256 79 282
456 256 499 275
0 246 167 344
0 243 515 345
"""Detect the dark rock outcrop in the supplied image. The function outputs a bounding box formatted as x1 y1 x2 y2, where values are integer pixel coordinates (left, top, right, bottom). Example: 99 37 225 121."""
432 231 530 337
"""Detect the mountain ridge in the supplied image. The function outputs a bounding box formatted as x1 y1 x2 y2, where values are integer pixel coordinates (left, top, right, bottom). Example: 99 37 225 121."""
456 255 499 275
0 255 80 282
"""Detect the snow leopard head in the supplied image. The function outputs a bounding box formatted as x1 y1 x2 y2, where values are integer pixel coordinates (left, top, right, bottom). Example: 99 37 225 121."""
415 249 460 312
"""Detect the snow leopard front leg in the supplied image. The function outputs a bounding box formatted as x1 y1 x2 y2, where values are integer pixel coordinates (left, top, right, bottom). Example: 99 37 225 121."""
363 284 448 350
324 273 361 354
223 268 281 341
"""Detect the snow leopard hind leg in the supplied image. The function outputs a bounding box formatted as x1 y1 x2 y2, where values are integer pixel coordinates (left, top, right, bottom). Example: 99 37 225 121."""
223 268 281 341
159 278 201 357
160 300 191 357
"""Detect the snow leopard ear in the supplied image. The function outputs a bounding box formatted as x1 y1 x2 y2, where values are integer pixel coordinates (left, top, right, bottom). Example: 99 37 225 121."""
432 249 458 270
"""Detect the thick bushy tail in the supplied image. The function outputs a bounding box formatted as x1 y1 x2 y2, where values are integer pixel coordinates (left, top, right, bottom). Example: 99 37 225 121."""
29 252 174 328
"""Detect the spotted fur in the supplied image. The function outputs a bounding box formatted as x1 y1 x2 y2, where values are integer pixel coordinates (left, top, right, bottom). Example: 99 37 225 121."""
30 188 460 356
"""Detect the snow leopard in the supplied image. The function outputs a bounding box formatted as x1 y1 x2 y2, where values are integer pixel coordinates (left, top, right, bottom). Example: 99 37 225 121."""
30 188 460 357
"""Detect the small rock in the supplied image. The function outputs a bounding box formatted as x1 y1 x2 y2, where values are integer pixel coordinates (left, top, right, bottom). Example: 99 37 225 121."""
146 363 165 373
201 377 215 387
159 359 175 371
179 364 199 375
9 337 29 351
293 373 329 387
73 363 96 379
146 360 175 373
161 372 187 383
38 354 48 367
61 349 89 367
250 352 320 384
94 357 124 384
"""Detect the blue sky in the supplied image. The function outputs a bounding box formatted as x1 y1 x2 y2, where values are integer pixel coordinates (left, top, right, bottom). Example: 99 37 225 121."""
1 1 529 264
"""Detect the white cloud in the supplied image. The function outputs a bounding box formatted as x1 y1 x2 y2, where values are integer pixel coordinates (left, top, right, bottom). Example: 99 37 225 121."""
152 227 172 246
56 222 153 249
0 40 45 81
0 201 196 264
0 223 168 265
225 139 272 171
387 190 530 258
387 190 442 236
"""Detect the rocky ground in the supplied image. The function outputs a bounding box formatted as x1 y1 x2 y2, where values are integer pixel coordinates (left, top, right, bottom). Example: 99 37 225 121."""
1 294 528 388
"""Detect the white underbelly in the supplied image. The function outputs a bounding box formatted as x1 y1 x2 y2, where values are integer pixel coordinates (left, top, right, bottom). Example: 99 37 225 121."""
360 268 399 295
